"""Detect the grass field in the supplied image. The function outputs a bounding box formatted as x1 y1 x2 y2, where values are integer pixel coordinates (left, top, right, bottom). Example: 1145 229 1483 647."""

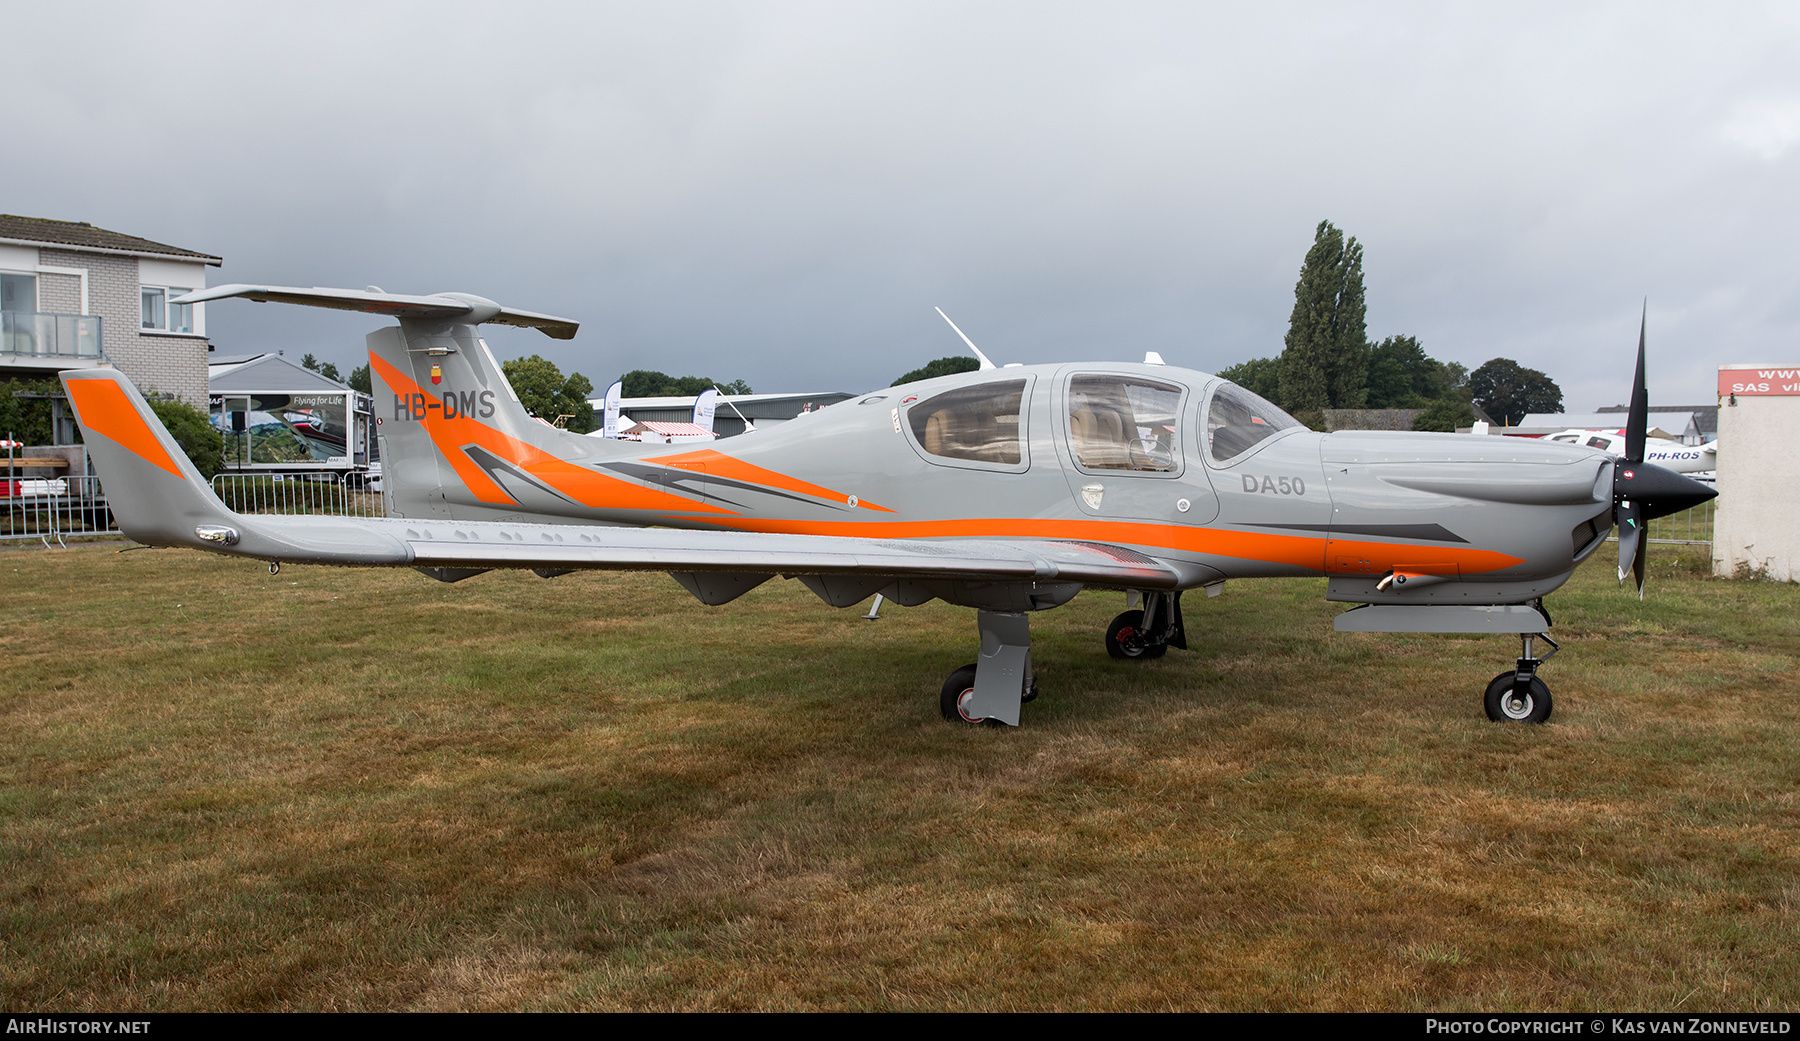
1 541 1796 1011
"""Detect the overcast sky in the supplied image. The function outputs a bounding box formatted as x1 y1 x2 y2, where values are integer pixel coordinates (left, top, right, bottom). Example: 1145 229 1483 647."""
9 2 1798 410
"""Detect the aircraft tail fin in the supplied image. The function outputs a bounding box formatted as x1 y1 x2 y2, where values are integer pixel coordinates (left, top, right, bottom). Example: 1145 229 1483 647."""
58 369 239 547
364 316 646 520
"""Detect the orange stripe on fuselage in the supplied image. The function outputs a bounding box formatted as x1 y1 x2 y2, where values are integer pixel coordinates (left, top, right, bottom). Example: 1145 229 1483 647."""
692 516 1525 575
64 379 186 480
656 449 894 512
372 354 733 515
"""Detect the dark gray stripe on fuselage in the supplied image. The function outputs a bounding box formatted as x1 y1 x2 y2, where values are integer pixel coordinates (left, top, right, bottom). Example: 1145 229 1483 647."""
1253 522 1470 544
599 461 836 512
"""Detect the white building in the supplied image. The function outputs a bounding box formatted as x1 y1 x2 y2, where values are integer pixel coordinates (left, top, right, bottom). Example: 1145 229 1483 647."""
1 214 220 404
1714 364 1799 581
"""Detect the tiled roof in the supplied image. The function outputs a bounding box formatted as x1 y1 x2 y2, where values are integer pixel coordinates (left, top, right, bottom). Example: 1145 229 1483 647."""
0 214 221 263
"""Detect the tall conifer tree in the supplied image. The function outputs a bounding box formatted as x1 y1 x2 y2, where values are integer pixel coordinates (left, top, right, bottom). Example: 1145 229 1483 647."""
1278 220 1369 413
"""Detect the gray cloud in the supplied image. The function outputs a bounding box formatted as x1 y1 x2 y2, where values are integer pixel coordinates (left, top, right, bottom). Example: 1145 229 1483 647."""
8 1 1797 409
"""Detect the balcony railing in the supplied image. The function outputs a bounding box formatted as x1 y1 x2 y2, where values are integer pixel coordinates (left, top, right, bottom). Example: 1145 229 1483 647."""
1 310 105 360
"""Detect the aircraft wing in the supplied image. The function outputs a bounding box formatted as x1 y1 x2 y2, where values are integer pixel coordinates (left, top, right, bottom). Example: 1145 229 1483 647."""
237 514 1184 588
174 284 579 339
59 368 1184 593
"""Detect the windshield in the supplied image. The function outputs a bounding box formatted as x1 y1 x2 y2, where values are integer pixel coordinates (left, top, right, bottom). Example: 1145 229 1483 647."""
1205 382 1303 462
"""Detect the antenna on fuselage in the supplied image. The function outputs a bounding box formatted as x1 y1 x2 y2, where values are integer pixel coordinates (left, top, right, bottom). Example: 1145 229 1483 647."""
713 384 757 433
934 307 998 371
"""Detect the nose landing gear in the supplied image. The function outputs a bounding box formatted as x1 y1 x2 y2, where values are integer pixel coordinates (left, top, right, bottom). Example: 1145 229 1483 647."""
1484 630 1559 724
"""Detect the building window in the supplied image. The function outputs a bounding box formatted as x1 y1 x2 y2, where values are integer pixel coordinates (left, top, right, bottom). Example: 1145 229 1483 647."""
2 272 36 313
141 286 194 333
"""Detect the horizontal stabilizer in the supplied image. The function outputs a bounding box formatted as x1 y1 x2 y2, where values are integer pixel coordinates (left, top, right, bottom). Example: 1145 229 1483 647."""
175 284 579 339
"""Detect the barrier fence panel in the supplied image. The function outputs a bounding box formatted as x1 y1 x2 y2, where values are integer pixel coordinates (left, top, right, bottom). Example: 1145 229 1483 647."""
1644 496 1715 546
209 473 387 520
1 473 118 545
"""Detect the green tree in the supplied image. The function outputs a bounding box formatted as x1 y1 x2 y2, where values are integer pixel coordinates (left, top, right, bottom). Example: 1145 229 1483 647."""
300 354 343 383
347 364 371 393
620 370 752 397
148 397 224 480
503 355 596 433
1468 358 1562 426
1365 335 1436 408
0 378 61 446
1279 220 1368 412
893 356 980 386
1411 398 1477 432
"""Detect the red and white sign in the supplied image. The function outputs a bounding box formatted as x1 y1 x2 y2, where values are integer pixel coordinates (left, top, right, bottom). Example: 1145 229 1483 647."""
1719 366 1800 396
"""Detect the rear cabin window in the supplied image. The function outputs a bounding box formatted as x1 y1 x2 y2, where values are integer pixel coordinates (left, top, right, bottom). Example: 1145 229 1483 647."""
1067 375 1183 473
908 380 1025 465
1205 383 1302 462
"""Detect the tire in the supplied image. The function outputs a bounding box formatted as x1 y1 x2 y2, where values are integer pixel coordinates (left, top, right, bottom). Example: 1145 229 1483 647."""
940 663 1004 725
1484 671 1553 723
1105 610 1166 660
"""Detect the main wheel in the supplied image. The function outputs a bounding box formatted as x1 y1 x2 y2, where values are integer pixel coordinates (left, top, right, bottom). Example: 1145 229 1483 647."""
1484 671 1553 723
1105 610 1166 660
940 663 984 723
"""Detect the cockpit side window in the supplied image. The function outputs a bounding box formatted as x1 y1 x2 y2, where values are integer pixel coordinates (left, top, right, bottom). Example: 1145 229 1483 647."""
907 380 1026 465
1067 375 1183 473
1205 382 1303 463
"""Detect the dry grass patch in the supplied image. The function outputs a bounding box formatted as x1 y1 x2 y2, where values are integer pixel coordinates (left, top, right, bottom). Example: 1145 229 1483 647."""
1 541 1797 1010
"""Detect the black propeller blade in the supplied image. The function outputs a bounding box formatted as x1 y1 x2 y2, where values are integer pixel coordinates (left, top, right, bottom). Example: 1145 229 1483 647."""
1611 305 1717 596
1624 302 1649 465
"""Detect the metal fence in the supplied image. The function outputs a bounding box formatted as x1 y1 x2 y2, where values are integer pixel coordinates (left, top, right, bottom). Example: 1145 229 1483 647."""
1639 496 1715 546
1 474 118 545
209 473 387 519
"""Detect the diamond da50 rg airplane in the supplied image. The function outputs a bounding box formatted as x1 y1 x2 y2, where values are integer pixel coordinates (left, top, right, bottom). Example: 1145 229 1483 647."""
59 285 1715 726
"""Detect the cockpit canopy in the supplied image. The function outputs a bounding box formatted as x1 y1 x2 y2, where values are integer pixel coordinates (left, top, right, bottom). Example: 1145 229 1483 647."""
1205 382 1303 463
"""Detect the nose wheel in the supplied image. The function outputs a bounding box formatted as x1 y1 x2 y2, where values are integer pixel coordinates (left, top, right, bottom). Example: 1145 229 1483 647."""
1484 630 1558 724
1484 671 1552 722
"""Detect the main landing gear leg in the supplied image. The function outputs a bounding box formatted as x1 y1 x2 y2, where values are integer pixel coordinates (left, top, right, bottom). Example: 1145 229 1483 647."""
1485 627 1560 724
1106 590 1185 660
940 610 1034 726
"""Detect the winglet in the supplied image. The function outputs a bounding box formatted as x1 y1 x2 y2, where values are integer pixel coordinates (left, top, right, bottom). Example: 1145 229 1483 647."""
175 284 580 340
